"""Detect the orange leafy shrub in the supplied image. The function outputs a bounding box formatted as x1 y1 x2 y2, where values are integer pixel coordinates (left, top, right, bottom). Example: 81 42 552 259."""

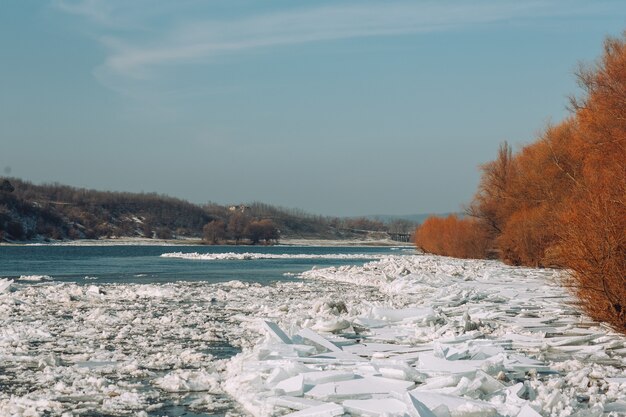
415 215 489 259
554 35 626 330
416 32 626 331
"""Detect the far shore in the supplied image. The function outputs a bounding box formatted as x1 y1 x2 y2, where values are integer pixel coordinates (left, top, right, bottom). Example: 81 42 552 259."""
0 236 414 248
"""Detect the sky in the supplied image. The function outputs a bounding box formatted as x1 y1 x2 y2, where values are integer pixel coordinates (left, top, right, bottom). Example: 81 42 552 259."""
1 1 625 216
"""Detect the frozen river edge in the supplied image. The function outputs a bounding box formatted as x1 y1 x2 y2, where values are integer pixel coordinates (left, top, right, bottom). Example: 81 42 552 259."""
1 254 625 416
223 255 626 417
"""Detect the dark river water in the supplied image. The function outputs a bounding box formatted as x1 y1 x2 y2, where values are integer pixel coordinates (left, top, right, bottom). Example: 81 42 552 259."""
0 244 416 416
0 244 408 284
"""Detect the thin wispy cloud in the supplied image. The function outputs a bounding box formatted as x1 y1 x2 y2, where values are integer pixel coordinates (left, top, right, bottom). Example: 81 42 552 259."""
53 1 618 86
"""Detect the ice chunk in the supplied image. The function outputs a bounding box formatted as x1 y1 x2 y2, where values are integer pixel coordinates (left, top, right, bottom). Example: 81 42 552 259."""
343 343 416 354
415 375 463 391
18 274 53 281
408 391 497 416
353 317 390 329
302 370 356 385
371 306 435 322
0 278 12 293
86 284 104 295
259 343 316 360
263 320 293 344
309 351 367 363
343 398 407 416
604 402 626 413
405 394 437 417
154 370 220 393
271 396 326 411
161 252 383 261
517 404 542 417
546 333 603 347
283 403 344 417
312 318 352 333
418 352 485 374
474 370 506 394
378 366 414 382
267 367 292 385
501 382 527 409
275 374 304 396
297 328 342 352
306 376 415 400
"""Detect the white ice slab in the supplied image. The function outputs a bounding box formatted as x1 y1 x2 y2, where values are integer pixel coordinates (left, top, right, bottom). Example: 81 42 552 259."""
343 343 412 353
271 396 326 411
343 398 407 416
517 404 542 417
546 333 603 347
306 376 415 400
353 317 390 329
310 351 367 363
417 352 485 374
415 375 463 391
275 374 304 396
474 370 506 394
302 370 356 385
298 328 342 352
371 306 434 322
366 327 415 342
282 403 344 417
408 391 497 416
605 401 626 413
0 278 12 293
263 320 293 344
405 393 438 417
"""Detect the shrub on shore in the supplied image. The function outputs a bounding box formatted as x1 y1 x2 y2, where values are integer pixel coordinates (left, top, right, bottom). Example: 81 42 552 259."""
416 32 626 331
414 215 489 259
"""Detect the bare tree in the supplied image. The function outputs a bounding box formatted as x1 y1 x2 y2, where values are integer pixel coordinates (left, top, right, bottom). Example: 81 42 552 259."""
203 220 227 244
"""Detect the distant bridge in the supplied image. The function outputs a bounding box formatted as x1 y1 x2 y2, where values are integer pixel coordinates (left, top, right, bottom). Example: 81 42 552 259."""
388 232 412 243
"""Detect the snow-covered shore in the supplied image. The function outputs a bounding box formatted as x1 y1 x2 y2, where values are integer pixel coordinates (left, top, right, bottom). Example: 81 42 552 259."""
1 254 625 416
224 255 626 417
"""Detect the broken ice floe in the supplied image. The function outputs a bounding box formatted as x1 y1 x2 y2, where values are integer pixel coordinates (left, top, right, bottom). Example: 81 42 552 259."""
17 274 53 282
0 278 12 293
2 254 626 416
223 255 626 417
160 252 385 261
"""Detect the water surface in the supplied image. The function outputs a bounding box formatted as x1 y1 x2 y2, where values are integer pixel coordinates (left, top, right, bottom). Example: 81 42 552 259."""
0 245 406 284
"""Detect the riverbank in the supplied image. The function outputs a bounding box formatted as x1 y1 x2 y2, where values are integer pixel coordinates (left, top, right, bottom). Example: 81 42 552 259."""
1 236 411 247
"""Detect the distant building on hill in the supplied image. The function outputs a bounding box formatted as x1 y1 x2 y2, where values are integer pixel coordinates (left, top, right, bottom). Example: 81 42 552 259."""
228 204 250 213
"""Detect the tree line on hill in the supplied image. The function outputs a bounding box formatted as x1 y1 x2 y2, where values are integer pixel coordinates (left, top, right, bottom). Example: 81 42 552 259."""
0 178 416 244
414 33 626 332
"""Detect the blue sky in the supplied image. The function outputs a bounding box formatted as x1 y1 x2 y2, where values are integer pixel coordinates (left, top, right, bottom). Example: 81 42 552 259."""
1 1 625 216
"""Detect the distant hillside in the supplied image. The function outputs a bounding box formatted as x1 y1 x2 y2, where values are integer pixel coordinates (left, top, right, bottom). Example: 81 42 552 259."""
0 178 414 243
0 178 213 241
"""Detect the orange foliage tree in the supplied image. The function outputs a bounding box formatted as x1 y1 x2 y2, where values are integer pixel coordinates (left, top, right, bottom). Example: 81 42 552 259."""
554 35 626 329
415 215 489 259
416 32 626 331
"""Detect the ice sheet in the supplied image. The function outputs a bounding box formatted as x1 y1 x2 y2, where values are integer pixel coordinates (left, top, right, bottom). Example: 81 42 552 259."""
3 253 626 417
161 252 385 261
343 398 407 416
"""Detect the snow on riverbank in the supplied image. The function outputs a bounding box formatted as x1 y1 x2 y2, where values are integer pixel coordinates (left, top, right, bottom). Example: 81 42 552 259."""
161 252 387 261
224 255 626 417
